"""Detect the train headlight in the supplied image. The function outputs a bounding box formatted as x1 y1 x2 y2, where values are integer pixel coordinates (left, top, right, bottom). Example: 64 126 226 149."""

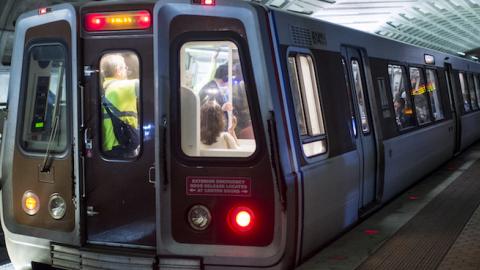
48 193 66 220
187 205 211 231
22 191 40 215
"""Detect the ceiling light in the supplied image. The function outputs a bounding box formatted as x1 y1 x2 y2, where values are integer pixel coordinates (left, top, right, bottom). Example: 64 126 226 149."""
457 52 466 56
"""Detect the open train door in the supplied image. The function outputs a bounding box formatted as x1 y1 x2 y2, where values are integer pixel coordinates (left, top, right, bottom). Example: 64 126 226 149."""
1 4 82 267
342 46 378 210
444 63 461 154
80 3 156 247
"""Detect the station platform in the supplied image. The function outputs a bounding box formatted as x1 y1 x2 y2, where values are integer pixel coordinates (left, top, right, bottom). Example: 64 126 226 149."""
297 142 480 270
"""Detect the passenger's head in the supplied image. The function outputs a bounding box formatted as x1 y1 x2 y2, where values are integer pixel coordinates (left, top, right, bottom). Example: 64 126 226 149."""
200 101 225 145
214 64 228 83
100 54 128 80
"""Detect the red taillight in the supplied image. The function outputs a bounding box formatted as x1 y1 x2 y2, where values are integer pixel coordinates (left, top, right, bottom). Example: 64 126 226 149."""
192 0 216 6
228 206 255 233
84 10 151 32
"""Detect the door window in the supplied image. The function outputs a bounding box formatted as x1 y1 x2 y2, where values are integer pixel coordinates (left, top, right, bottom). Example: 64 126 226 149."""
388 64 415 129
425 69 444 121
409 67 431 125
459 72 470 112
20 43 68 153
351 60 370 133
467 74 478 110
179 41 256 157
99 51 141 159
287 53 327 157
474 75 480 109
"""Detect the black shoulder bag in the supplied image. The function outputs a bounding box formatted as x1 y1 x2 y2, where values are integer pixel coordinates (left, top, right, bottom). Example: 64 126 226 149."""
102 96 140 151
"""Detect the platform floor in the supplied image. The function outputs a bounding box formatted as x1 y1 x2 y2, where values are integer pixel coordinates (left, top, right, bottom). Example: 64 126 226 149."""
297 143 480 270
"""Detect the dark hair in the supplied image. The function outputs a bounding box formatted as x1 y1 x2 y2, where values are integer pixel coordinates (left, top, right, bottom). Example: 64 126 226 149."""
214 64 228 82
201 101 225 145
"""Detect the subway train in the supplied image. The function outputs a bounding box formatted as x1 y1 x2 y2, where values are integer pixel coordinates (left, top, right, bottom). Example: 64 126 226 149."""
1 0 479 269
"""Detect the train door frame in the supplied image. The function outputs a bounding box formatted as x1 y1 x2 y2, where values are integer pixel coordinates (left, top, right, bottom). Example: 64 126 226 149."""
80 4 156 248
444 63 461 155
341 46 380 211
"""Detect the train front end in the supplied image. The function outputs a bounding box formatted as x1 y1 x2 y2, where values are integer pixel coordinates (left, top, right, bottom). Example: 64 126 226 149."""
0 1 291 269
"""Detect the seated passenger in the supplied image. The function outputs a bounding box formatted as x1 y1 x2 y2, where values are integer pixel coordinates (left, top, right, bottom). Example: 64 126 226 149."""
200 101 239 149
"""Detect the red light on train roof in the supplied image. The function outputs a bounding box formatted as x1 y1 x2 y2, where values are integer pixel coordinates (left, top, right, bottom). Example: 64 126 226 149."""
192 0 216 6
84 10 151 32
38 7 51 15
228 206 255 233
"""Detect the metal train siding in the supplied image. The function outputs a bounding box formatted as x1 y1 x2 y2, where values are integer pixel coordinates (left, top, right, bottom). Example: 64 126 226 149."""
1 0 480 269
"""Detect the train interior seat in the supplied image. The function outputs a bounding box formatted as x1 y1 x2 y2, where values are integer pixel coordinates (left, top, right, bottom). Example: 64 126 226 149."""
181 86 200 156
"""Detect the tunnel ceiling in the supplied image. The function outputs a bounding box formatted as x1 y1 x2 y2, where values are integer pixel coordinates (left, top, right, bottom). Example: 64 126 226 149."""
260 0 480 60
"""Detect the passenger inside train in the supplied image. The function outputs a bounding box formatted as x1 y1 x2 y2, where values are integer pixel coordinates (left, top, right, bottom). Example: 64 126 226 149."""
180 41 256 157
99 52 140 158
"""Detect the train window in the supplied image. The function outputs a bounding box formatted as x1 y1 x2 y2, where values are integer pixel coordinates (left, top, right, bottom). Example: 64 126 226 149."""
388 65 415 129
377 78 392 118
425 69 444 121
467 74 478 110
179 41 256 157
459 73 471 113
351 60 370 133
287 54 326 157
474 75 480 109
99 52 141 159
409 67 431 125
287 57 307 136
20 44 68 152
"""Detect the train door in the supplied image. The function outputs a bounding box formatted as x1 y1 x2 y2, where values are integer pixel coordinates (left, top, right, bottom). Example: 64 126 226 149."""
155 2 278 261
342 46 377 209
444 63 461 154
81 7 155 247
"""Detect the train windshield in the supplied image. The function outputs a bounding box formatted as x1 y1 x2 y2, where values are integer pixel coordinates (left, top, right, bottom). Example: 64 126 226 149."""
179 41 256 157
20 44 68 153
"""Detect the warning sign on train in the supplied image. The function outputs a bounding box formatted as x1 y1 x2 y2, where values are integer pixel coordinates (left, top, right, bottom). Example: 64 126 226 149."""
186 176 251 197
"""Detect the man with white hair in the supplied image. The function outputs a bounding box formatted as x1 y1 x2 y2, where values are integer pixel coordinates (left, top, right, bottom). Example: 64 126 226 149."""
100 53 140 157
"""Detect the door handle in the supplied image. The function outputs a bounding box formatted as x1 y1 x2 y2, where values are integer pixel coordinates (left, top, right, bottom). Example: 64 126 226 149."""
84 128 93 158
87 206 99 216
148 166 155 185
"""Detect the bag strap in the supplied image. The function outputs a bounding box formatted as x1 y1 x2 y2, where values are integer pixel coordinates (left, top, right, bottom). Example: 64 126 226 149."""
102 95 138 119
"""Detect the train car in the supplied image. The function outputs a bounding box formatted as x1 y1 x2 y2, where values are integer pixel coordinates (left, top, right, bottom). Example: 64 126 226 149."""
1 0 480 269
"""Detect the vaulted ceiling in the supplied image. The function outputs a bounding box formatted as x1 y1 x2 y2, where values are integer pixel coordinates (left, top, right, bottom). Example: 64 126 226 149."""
261 0 480 60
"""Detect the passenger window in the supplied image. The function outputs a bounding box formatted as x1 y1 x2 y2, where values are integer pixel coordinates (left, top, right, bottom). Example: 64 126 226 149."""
388 65 415 129
351 60 370 133
409 67 431 125
20 44 68 152
425 69 444 121
99 52 141 159
467 74 478 110
179 41 256 157
474 75 480 109
287 54 326 157
459 73 470 113
377 78 391 118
